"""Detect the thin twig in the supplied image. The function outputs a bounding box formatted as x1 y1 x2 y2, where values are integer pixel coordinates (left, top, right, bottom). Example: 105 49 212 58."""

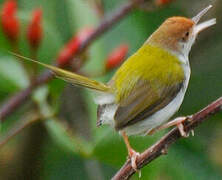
0 0 145 122
112 96 222 180
0 111 40 147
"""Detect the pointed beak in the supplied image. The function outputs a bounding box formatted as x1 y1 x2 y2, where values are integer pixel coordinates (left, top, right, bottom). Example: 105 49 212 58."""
192 5 216 35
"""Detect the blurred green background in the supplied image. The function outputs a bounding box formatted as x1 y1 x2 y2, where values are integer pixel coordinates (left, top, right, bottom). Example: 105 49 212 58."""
0 0 222 179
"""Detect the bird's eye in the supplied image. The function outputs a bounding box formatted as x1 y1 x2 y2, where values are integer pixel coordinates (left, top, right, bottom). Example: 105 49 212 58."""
185 31 189 37
181 31 190 42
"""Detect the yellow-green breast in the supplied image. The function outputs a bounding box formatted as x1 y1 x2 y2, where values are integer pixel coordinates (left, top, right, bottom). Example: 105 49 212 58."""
111 44 185 103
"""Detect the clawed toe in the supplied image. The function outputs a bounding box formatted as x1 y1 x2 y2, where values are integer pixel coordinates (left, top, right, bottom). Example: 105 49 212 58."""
191 129 195 136
177 122 189 137
121 131 141 177
129 149 140 171
122 131 141 173
176 116 194 137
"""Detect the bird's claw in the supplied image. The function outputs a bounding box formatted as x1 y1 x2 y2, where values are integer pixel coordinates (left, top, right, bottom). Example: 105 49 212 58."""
177 122 189 137
191 129 195 136
129 149 140 172
176 116 195 137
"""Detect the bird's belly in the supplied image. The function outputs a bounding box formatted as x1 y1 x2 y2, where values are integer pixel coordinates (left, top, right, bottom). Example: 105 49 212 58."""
123 87 186 136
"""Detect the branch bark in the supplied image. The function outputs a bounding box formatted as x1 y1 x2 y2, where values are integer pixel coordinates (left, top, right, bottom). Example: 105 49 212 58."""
0 0 145 121
112 96 222 180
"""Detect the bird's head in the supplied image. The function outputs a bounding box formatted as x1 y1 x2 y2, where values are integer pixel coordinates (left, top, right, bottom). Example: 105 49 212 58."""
148 5 216 57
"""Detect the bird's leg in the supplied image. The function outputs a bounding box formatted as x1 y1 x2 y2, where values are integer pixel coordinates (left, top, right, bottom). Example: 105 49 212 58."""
147 116 193 137
121 131 140 171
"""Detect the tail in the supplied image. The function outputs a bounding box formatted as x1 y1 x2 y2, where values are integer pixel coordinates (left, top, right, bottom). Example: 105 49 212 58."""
10 52 110 92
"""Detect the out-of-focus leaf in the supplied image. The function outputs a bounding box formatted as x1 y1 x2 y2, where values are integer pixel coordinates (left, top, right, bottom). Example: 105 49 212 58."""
0 54 29 89
33 86 93 157
67 0 98 29
44 118 93 158
163 143 222 180
40 142 90 180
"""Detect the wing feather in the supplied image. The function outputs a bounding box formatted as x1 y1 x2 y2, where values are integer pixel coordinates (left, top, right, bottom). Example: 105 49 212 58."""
114 79 184 130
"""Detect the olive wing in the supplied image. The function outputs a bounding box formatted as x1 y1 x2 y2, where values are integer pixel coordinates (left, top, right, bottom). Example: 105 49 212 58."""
114 79 184 130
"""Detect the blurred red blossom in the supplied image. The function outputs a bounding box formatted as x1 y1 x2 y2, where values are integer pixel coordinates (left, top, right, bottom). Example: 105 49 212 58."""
1 0 19 42
155 0 174 6
27 8 43 49
105 44 128 71
57 27 94 66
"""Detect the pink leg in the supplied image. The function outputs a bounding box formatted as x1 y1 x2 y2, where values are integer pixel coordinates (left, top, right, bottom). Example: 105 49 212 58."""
148 116 193 137
121 131 140 171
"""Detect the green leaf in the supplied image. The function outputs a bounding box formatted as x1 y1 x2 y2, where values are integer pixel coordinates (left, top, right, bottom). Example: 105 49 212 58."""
0 55 29 89
33 87 93 157
67 0 99 30
44 118 93 158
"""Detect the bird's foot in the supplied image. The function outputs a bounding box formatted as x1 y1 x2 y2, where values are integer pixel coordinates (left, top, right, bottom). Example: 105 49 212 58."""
129 149 140 171
147 116 193 137
174 116 194 137
128 149 141 177
176 120 188 137
121 131 141 177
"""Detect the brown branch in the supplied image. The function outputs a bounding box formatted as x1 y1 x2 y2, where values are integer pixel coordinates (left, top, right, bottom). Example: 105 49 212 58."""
0 110 40 147
0 0 146 122
112 96 222 180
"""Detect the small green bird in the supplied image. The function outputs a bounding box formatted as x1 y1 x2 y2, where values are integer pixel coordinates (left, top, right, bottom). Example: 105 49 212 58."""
12 5 216 170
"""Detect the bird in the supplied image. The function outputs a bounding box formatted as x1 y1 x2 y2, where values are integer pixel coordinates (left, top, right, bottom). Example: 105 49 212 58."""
11 5 216 171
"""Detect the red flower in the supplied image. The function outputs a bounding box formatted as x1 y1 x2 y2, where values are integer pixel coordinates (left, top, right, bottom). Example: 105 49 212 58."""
57 27 93 66
27 8 43 49
1 0 19 42
155 0 174 6
105 44 128 71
